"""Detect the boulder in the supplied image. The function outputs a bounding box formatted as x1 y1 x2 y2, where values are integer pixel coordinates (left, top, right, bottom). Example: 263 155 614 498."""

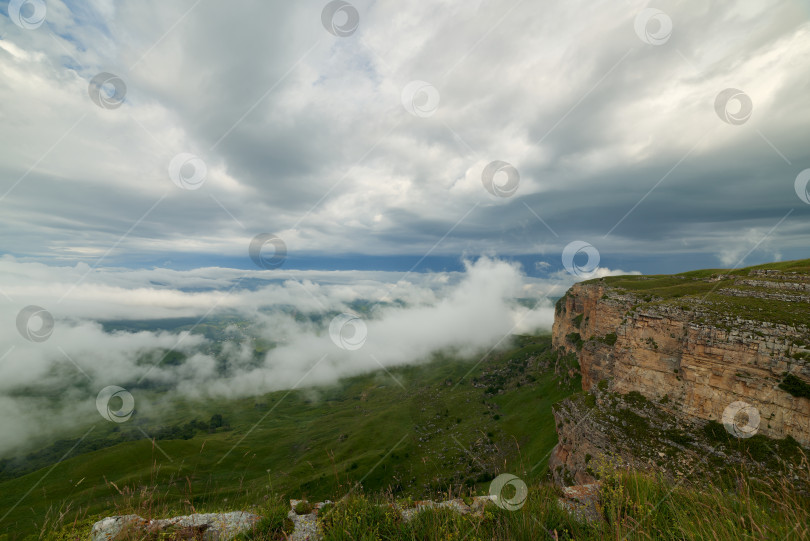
90 511 261 540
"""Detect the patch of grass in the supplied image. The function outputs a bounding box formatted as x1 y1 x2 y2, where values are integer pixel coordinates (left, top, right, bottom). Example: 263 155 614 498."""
309 468 810 540
701 292 810 327
623 391 649 408
779 373 810 399
566 332 583 350
595 258 810 327
703 420 728 442
293 500 313 515
42 469 810 540
599 274 728 298
616 408 649 437
317 485 596 540
555 293 568 315
598 333 617 346
235 497 294 540
663 428 693 446
702 421 806 466
320 495 403 540
0 334 579 538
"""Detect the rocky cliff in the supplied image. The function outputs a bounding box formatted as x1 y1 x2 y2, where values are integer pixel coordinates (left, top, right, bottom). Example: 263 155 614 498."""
549 261 810 485
549 260 810 485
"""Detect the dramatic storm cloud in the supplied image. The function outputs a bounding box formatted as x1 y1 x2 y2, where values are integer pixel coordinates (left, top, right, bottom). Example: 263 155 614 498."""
0 0 808 272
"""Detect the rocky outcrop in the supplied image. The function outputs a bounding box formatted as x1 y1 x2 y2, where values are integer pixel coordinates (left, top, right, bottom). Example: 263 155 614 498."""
90 496 503 541
557 483 601 524
551 271 810 446
547 381 808 492
90 511 261 540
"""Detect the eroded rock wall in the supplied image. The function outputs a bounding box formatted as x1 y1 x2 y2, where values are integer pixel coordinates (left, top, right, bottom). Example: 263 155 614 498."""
551 278 810 446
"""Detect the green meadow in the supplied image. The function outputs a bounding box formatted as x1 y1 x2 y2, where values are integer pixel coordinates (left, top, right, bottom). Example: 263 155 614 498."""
0 334 574 538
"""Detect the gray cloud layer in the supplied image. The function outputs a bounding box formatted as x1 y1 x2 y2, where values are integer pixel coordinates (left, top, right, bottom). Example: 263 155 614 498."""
0 0 808 269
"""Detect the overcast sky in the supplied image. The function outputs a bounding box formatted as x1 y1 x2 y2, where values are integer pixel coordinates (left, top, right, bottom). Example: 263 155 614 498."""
1 0 808 278
3 0 810 454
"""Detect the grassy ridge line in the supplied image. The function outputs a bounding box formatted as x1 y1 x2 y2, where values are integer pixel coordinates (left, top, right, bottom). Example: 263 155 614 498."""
587 258 810 328
0 335 574 538
38 463 810 540
598 257 810 292
310 465 809 540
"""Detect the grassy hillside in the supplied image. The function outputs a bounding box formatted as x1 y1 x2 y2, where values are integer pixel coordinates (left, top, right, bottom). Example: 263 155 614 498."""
0 334 577 539
592 258 810 328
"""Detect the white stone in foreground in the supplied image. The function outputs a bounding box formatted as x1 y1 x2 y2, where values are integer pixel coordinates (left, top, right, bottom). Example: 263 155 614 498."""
90 511 261 540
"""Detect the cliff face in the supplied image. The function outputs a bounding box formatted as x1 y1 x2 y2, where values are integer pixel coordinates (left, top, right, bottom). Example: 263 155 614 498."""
551 267 810 447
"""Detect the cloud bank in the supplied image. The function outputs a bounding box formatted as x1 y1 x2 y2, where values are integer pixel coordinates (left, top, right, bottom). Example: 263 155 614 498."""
0 256 637 455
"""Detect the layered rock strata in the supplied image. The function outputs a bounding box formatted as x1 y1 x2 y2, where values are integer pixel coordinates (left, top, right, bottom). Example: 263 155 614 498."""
552 270 810 446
